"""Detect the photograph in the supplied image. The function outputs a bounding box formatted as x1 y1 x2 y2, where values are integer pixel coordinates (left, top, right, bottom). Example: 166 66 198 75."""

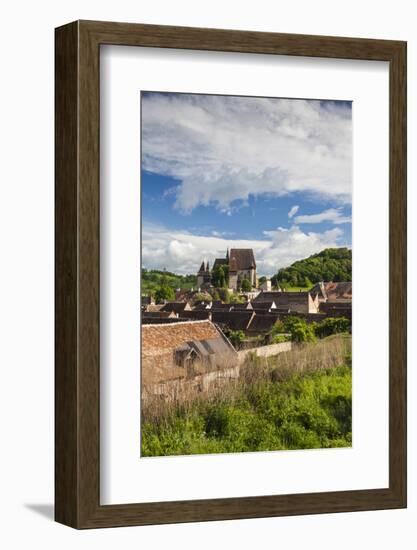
140 91 353 457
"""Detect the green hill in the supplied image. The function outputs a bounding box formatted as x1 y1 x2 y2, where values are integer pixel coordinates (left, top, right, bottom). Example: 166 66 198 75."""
273 248 352 287
141 268 197 296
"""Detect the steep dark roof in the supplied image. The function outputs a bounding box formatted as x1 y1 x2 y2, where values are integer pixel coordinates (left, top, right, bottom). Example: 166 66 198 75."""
253 291 311 304
161 301 192 314
309 282 327 300
141 317 185 325
142 311 176 319
213 258 228 270
319 301 352 313
272 307 291 314
211 305 234 313
229 248 256 271
230 302 253 311
212 310 255 331
250 301 276 311
246 313 280 334
198 261 206 273
193 302 212 311
179 310 212 320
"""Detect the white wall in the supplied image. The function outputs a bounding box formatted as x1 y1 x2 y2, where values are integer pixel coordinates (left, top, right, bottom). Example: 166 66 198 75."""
0 0 416 548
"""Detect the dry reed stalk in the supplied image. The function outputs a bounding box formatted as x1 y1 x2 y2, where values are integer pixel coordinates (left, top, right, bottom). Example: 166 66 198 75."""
142 335 351 425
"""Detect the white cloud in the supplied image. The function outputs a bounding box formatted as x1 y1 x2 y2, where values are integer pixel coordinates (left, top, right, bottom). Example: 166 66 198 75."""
288 205 299 219
142 94 352 213
294 207 351 225
142 222 343 277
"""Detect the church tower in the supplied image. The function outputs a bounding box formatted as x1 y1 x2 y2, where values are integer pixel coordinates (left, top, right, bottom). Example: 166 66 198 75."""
197 261 206 288
228 255 238 291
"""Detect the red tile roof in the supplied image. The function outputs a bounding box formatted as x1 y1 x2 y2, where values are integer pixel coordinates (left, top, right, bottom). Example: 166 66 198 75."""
229 248 256 270
142 320 221 355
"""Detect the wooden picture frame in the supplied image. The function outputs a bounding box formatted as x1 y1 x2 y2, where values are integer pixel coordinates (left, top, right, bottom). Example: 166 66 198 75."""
55 20 407 529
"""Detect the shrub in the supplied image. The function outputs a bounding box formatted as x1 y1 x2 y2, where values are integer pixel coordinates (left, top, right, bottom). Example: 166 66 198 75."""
241 278 252 292
270 320 285 336
228 330 245 349
282 316 316 343
229 294 244 304
315 317 350 338
210 289 220 301
154 285 175 303
217 288 230 303
271 333 291 344
193 292 212 304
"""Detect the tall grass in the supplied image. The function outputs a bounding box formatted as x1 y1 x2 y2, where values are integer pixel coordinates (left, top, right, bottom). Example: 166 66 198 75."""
141 335 352 456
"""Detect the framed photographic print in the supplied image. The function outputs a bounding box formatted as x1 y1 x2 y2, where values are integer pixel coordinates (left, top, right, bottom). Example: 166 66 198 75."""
55 20 407 528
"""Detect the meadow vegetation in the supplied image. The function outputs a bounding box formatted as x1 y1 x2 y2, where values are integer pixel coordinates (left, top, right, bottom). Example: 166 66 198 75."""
141 335 352 457
141 269 197 297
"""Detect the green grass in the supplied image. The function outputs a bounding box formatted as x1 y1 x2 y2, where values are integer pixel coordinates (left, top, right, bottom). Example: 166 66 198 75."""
141 365 352 457
141 269 197 296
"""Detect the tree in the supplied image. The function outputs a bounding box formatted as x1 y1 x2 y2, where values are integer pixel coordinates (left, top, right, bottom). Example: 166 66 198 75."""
229 294 244 304
193 292 212 304
274 248 352 286
211 288 220 301
314 317 350 338
218 288 230 303
241 278 252 292
282 316 316 343
211 265 222 287
154 285 174 304
271 274 279 288
271 333 291 344
211 265 229 288
222 266 229 287
269 320 285 337
303 276 312 288
228 330 245 349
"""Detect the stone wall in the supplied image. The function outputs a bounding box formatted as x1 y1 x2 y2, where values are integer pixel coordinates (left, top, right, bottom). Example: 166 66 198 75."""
237 341 292 363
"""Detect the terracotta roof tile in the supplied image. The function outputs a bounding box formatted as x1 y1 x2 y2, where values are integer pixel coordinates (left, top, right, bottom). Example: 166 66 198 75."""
142 320 221 355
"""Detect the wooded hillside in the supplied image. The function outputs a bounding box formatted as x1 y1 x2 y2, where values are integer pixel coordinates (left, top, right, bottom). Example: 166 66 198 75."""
273 248 352 287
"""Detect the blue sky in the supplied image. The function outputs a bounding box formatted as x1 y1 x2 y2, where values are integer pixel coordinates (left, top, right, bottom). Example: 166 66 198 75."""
141 92 352 276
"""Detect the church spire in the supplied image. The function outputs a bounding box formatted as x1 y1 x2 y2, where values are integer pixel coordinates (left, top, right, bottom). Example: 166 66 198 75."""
198 261 206 273
206 261 210 272
226 248 229 261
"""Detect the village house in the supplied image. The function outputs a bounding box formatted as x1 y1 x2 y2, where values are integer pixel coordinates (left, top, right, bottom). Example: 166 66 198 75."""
160 301 192 315
245 313 283 336
319 300 352 320
259 279 272 291
253 291 320 314
141 320 239 400
179 310 212 321
310 281 352 302
211 310 255 332
142 310 177 321
142 303 165 313
141 295 155 306
250 300 277 312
